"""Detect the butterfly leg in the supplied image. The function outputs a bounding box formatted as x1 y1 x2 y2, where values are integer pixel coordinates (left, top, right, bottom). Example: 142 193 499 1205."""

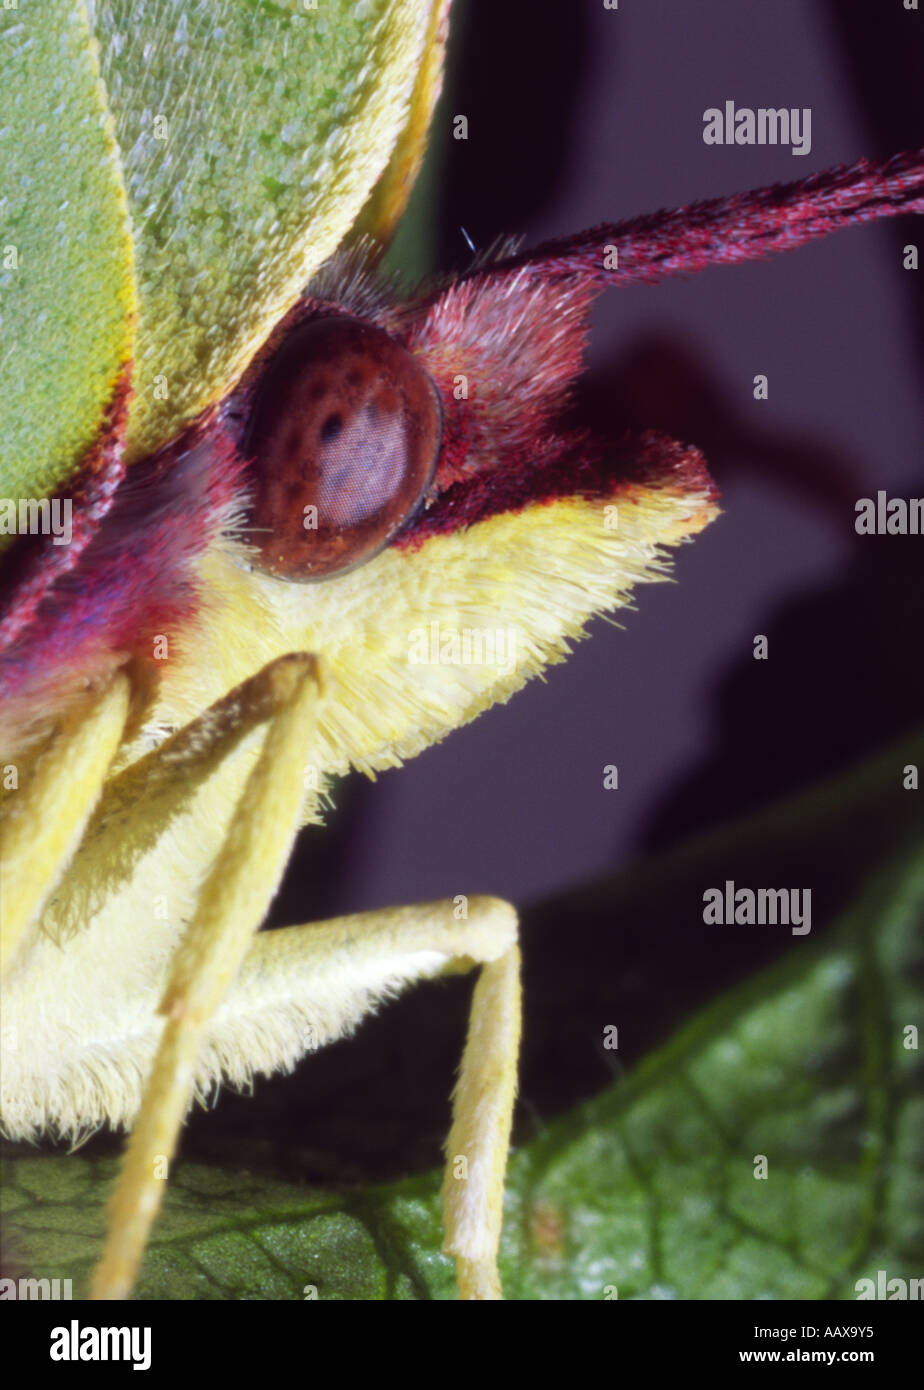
0 673 131 982
89 652 323 1300
207 897 521 1300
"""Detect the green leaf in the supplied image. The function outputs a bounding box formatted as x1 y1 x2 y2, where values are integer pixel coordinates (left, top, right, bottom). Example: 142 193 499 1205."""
502 849 922 1301
0 0 135 507
3 735 922 1299
88 0 438 459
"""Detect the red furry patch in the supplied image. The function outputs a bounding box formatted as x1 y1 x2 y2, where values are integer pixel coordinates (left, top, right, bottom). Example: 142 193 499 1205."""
0 367 133 655
0 412 244 710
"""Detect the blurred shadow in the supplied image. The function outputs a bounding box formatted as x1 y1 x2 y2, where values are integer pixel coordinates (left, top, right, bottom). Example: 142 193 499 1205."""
644 523 924 848
571 333 924 848
576 334 866 524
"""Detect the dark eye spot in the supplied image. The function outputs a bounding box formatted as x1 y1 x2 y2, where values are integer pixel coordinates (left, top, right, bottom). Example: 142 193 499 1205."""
243 316 442 580
319 413 342 444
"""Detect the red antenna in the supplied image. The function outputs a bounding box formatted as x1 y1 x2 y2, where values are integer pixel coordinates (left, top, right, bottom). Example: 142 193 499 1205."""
454 149 924 293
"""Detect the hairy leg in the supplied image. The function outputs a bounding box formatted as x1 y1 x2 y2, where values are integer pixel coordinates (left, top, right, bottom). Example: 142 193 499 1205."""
0 673 130 982
90 653 323 1299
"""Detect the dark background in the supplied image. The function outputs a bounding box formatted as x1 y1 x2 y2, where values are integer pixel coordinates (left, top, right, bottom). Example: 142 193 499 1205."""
160 0 924 1178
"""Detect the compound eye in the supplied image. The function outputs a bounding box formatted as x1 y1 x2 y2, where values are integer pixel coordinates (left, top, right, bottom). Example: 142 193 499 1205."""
244 316 442 579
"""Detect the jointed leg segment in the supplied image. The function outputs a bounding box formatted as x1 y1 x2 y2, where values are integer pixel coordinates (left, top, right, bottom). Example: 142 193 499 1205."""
90 654 323 1299
220 898 521 1299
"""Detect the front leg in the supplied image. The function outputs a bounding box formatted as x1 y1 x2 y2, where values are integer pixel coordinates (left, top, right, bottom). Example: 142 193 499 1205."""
203 898 521 1299
90 653 323 1300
